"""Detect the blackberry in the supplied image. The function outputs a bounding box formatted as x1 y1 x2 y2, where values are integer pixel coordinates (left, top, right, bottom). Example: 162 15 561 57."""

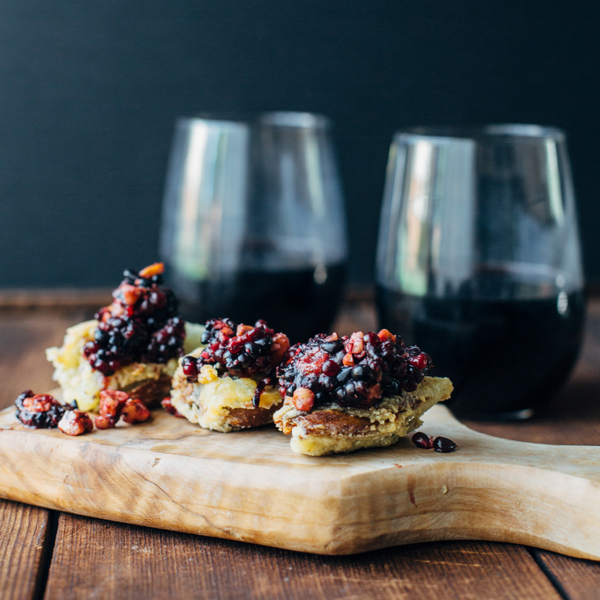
183 318 290 406
15 390 66 429
85 263 185 375
277 329 432 412
142 317 186 363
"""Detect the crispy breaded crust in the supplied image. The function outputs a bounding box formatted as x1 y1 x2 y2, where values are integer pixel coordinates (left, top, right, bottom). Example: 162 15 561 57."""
273 376 453 456
226 405 280 429
121 376 173 408
170 349 283 432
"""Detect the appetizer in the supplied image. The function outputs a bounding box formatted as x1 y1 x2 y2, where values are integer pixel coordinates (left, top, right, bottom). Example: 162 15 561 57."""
273 330 453 456
169 318 289 432
46 263 204 411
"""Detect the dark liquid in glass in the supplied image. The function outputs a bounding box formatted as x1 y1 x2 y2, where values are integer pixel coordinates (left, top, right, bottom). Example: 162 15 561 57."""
376 287 586 419
167 264 346 344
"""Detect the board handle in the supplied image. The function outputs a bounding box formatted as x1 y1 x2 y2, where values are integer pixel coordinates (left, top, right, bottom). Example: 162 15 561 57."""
399 405 600 560
421 404 600 480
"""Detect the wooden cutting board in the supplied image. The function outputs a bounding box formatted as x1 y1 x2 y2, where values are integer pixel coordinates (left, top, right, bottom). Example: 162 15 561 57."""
1 397 600 559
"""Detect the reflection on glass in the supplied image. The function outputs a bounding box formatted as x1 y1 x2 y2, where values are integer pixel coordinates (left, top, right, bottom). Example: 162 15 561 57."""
376 125 585 419
160 112 348 343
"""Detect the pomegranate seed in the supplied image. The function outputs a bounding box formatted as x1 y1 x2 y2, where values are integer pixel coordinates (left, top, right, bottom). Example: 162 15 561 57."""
229 339 244 354
411 432 433 449
433 437 458 453
409 353 429 370
182 356 199 380
363 332 380 346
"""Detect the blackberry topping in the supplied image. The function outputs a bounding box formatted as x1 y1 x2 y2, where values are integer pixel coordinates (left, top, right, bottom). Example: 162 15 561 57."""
276 329 432 412
184 318 290 406
15 390 67 429
83 263 185 376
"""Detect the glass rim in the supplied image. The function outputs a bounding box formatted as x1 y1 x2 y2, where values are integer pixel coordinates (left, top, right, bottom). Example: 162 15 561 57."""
177 111 331 129
393 124 566 144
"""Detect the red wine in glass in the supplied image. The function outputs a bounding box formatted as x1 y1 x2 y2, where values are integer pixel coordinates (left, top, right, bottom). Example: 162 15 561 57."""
376 125 585 419
377 286 585 419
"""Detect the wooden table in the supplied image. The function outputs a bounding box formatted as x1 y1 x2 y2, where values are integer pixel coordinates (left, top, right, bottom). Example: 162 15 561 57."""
1 297 600 600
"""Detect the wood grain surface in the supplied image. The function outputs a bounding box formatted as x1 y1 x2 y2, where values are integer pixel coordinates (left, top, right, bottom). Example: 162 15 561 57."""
534 550 600 600
44 513 561 600
0 500 54 600
0 312 87 412
1 302 600 598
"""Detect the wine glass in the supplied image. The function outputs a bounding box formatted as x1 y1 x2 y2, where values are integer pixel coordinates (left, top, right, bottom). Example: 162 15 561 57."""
159 112 348 343
376 125 585 420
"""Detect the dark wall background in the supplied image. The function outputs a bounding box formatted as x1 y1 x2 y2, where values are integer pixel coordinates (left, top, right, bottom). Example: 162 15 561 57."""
1 1 599 287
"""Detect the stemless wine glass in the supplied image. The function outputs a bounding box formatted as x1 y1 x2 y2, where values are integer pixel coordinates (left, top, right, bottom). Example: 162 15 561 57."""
376 125 585 420
160 112 348 343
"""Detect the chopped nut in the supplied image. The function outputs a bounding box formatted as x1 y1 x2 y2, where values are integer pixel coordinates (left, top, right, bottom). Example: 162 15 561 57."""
121 398 150 424
139 262 165 278
377 329 395 342
270 333 291 364
342 353 355 367
292 387 315 412
348 331 365 355
58 410 94 436
219 327 234 340
236 324 253 336
95 390 150 428
22 394 56 413
99 390 129 417
94 414 117 429
119 284 143 306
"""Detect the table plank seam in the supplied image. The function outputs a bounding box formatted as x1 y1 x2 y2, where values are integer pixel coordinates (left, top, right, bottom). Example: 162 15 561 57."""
32 510 58 600
528 548 572 600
